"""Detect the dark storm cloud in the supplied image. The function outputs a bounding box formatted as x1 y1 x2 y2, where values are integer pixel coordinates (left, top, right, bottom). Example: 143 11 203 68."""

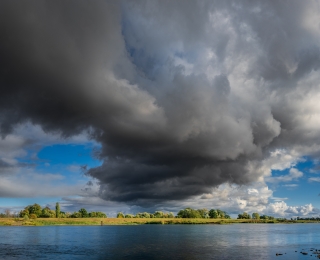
1 0 320 205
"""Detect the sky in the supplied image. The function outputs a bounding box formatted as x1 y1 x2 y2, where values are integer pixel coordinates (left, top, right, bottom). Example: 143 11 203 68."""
0 0 320 218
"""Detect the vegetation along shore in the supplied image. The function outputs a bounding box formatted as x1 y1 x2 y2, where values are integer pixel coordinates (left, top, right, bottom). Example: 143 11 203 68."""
0 203 318 226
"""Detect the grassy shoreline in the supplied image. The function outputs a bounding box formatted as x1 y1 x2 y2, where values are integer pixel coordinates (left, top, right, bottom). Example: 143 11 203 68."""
0 218 319 226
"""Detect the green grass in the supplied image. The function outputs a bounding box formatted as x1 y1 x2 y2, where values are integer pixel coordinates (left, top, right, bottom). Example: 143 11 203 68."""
0 218 319 226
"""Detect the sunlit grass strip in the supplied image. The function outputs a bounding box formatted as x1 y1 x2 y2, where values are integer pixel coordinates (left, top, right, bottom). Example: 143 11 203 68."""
0 218 319 226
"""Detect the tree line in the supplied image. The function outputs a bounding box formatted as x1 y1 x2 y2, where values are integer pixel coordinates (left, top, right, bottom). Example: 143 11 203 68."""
2 204 306 220
116 208 231 219
116 211 175 218
237 212 275 220
177 208 231 218
17 203 107 219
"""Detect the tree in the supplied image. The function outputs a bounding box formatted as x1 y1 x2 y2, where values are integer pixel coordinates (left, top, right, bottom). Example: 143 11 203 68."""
168 212 174 218
56 202 60 218
252 212 260 219
117 212 125 218
41 207 56 218
79 208 88 218
224 214 231 219
135 212 150 218
177 208 202 218
26 204 42 217
60 212 71 218
70 212 82 218
209 209 230 219
216 209 226 218
197 209 209 218
153 211 164 218
88 211 107 218
89 212 97 218
237 212 251 219
125 214 134 218
29 214 37 219
5 209 11 218
260 215 274 220
19 209 29 218
95 212 107 218
209 209 218 218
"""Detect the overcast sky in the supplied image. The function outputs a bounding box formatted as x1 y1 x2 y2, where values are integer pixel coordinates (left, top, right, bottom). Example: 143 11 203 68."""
0 0 320 217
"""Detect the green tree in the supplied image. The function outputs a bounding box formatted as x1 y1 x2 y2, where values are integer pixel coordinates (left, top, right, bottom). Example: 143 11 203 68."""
56 202 60 218
59 212 68 218
153 211 164 218
70 212 82 218
168 212 174 218
96 212 107 218
252 212 260 219
29 214 37 219
89 212 97 218
177 208 202 218
88 211 107 218
26 204 42 217
216 209 226 218
238 212 251 219
19 209 29 218
209 209 218 218
41 207 56 218
135 212 150 218
224 214 231 219
117 212 125 218
79 208 88 218
197 208 209 218
125 214 134 218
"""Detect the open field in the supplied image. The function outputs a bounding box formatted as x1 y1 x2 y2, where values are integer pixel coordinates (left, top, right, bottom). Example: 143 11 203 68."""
0 218 319 226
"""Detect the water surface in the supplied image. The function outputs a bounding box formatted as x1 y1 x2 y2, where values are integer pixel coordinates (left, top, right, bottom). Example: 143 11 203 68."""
1 224 319 259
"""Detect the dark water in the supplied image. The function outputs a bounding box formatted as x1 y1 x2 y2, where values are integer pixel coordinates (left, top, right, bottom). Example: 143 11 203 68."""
1 224 320 259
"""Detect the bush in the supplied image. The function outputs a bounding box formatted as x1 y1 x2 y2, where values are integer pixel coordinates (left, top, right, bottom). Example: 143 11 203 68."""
29 214 37 219
89 212 107 218
70 212 82 218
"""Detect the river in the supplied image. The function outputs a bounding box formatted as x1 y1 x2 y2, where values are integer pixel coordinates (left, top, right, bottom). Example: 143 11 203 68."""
1 224 319 259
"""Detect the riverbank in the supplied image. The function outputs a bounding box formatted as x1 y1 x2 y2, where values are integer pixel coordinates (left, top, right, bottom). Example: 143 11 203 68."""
0 218 319 226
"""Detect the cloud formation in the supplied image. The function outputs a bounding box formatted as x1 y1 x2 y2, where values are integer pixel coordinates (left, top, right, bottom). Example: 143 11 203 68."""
1 0 320 206
266 168 303 183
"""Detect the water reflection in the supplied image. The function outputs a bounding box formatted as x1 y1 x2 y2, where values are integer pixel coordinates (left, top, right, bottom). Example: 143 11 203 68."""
0 224 319 259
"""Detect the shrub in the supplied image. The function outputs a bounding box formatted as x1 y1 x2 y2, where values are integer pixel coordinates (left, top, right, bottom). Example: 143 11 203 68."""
70 212 82 218
29 214 37 219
